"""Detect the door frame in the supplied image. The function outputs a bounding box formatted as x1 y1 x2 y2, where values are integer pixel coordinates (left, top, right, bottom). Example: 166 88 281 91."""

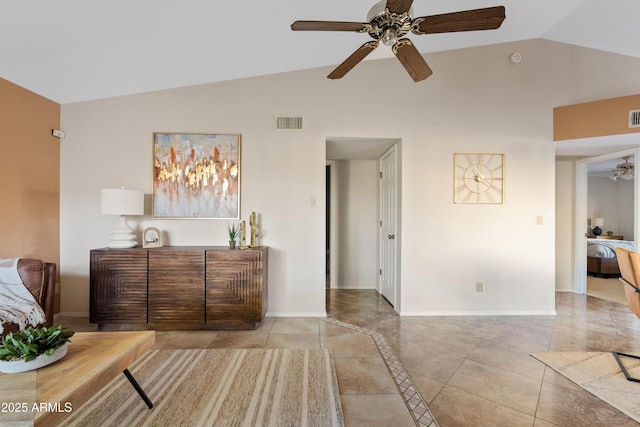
325 137 402 313
326 160 338 289
574 147 640 294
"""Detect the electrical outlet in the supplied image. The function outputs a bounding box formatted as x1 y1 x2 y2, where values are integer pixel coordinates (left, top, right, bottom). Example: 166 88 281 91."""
476 282 484 292
310 196 317 207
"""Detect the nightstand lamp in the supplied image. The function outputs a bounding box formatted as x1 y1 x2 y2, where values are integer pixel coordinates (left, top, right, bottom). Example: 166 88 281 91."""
101 188 144 248
592 218 604 236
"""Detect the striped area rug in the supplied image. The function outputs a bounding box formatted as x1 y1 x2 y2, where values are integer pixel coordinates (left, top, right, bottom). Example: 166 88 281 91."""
62 348 344 427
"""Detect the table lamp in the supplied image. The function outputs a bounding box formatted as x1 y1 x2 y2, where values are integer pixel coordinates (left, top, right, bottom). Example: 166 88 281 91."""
101 188 144 248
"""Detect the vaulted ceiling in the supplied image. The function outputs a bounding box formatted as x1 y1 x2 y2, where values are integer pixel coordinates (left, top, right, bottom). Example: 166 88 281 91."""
1 0 638 105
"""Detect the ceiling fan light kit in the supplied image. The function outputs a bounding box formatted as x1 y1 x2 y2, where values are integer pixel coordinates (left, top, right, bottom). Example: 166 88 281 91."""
291 1 506 82
610 156 635 181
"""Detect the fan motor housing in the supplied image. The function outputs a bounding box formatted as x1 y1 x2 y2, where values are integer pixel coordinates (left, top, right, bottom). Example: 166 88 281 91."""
364 1 414 41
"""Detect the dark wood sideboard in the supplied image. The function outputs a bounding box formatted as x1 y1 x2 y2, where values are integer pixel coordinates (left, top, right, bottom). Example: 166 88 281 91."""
90 246 268 331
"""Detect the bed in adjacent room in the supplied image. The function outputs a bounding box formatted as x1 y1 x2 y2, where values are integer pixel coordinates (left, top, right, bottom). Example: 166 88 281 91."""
587 238 635 277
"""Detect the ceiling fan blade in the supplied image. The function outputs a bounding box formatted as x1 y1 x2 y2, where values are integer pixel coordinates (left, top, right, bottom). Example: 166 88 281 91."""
291 20 366 32
392 39 433 82
385 0 415 14
412 6 506 35
328 41 379 80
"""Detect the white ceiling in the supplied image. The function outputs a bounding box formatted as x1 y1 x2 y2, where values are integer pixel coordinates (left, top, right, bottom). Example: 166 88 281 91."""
2 0 640 158
2 0 639 105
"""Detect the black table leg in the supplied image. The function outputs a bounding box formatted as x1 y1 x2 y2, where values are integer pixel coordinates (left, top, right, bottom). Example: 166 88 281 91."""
612 352 640 383
123 368 154 408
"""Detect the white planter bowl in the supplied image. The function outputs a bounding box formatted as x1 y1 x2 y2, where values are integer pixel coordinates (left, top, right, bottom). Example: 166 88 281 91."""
0 343 68 374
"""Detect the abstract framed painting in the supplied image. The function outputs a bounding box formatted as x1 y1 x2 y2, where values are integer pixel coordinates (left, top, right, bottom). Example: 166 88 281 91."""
153 132 241 219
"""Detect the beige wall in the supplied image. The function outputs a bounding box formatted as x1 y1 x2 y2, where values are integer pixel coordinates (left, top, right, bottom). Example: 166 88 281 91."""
555 160 575 292
555 47 640 291
4 39 640 317
0 78 60 311
554 94 640 140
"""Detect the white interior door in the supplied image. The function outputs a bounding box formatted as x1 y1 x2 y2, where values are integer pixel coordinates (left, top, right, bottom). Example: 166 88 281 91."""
379 146 397 305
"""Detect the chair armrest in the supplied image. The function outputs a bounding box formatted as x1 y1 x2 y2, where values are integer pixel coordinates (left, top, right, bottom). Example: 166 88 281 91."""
16 259 56 327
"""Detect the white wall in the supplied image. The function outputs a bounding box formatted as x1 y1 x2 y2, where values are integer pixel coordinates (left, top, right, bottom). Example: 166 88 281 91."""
588 177 634 240
619 181 635 241
59 39 640 317
335 160 378 289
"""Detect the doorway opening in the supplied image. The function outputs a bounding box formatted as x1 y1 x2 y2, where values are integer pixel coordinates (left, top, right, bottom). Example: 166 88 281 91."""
325 136 401 314
575 147 640 295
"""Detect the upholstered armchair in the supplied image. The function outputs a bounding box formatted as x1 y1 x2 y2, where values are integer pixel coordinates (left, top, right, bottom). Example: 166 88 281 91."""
1 259 56 336
612 247 640 381
614 248 640 318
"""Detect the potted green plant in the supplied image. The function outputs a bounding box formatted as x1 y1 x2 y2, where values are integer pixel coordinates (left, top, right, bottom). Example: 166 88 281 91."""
227 222 240 249
0 325 74 373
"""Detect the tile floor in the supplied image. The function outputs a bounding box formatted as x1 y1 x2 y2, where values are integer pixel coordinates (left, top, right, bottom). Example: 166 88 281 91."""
57 290 640 426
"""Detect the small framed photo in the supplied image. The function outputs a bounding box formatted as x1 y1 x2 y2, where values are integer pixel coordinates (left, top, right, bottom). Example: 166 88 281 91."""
143 227 162 248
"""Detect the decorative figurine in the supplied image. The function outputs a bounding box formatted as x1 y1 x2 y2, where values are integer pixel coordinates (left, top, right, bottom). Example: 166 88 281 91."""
250 212 259 248
240 220 248 249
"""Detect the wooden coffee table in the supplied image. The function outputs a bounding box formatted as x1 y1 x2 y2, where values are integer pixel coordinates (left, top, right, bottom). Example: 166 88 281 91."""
0 331 155 426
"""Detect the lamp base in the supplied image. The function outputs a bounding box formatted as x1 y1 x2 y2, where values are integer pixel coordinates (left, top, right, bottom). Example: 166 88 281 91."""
592 226 602 236
108 215 139 249
108 238 138 249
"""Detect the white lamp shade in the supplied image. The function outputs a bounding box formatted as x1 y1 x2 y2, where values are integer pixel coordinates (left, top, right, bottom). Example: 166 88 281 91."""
101 188 144 216
593 218 604 227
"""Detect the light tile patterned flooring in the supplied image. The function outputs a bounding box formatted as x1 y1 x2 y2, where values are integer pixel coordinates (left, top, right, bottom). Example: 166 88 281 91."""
57 289 640 426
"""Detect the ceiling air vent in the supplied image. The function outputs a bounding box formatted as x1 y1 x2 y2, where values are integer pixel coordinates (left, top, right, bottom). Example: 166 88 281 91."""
275 115 303 131
630 109 640 128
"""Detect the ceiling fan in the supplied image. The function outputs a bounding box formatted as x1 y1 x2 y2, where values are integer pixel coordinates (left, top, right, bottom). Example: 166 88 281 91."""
291 1 506 82
610 156 635 181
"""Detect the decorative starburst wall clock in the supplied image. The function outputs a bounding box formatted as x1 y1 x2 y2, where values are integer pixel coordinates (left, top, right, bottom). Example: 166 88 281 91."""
454 153 504 204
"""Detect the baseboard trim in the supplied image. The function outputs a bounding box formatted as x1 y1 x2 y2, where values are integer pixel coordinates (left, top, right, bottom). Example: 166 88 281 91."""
57 312 91 318
400 310 558 316
266 312 327 317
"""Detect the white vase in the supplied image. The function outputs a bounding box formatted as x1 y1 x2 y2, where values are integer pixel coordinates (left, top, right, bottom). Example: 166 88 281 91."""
0 343 68 374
